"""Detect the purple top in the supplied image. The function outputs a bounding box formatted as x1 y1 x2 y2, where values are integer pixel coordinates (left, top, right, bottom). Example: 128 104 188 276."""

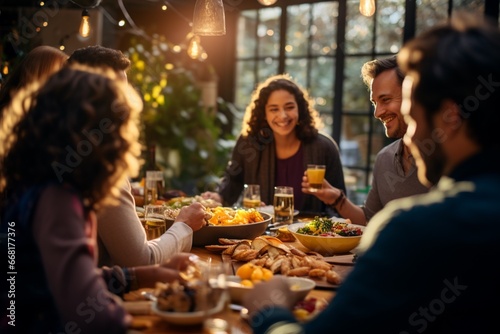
275 144 304 208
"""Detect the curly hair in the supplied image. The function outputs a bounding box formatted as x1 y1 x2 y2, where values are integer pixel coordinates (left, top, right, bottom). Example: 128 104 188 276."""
241 73 323 143
0 65 142 214
67 45 131 72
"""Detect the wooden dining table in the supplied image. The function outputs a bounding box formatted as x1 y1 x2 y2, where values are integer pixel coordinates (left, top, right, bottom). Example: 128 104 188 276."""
125 239 351 333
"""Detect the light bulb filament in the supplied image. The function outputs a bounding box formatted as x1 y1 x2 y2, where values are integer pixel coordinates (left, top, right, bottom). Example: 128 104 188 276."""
188 35 202 59
359 0 376 17
80 9 90 38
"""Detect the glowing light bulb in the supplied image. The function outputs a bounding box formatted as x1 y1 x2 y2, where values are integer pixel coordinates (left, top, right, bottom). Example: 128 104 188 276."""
79 9 91 38
359 0 376 17
187 35 202 59
257 0 278 5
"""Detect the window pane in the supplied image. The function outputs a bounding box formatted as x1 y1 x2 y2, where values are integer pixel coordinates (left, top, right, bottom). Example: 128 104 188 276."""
235 60 256 109
286 4 311 57
376 0 405 53
257 59 279 84
416 0 448 34
345 0 375 54
310 57 334 113
341 115 387 168
284 58 308 88
343 56 373 112
258 7 282 57
237 11 257 58
311 2 338 56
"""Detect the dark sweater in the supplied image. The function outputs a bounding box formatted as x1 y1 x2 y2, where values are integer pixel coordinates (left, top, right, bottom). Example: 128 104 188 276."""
252 149 500 333
218 132 346 214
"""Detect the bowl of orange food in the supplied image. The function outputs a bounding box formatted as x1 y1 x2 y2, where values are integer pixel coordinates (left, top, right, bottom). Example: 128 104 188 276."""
194 208 271 246
165 206 272 246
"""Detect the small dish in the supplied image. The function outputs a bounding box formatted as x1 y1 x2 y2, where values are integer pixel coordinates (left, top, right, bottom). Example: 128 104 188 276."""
226 275 315 305
151 296 226 325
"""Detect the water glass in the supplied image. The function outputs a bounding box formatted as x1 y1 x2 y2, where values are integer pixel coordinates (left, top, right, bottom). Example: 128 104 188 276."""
273 186 294 225
243 184 261 209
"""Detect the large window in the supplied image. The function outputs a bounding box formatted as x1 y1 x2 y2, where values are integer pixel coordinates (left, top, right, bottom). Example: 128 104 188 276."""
234 0 489 203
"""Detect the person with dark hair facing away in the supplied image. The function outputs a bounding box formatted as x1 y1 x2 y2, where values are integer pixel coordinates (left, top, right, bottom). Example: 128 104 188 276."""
67 45 206 267
243 13 500 334
0 45 67 117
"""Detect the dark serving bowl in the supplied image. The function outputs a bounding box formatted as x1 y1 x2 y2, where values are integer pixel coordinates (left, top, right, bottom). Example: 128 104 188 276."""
189 212 272 246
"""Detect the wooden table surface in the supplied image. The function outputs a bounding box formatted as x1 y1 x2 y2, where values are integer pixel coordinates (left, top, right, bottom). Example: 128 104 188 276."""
126 240 350 333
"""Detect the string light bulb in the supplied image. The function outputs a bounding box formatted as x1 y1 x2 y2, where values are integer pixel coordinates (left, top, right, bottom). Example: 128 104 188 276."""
2 63 9 76
79 9 90 37
187 35 202 59
359 0 376 17
257 0 278 5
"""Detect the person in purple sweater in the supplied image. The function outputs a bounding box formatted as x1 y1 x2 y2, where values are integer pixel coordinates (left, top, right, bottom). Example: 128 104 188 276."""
203 73 346 215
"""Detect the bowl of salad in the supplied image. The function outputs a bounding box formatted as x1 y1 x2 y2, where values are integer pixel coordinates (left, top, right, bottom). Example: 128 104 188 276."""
288 217 364 255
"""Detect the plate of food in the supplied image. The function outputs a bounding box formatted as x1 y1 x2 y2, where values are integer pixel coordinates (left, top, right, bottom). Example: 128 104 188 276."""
149 262 227 325
205 236 349 289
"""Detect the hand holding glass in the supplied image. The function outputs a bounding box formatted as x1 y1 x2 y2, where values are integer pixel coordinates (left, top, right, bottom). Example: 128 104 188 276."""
306 164 326 192
273 186 294 225
243 184 261 209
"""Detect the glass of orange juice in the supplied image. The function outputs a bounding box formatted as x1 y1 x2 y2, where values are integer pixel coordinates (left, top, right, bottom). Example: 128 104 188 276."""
306 164 326 192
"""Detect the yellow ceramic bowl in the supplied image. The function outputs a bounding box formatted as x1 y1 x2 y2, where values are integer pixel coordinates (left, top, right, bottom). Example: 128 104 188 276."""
288 221 364 255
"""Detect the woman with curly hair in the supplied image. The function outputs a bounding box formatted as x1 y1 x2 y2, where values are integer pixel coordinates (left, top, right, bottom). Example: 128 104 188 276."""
203 74 345 214
0 66 206 333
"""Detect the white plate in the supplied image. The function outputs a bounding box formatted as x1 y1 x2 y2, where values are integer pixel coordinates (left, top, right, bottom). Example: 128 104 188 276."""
151 295 226 325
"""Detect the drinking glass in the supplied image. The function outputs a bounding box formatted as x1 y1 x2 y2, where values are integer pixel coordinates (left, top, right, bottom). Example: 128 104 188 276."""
243 184 261 209
306 164 326 192
198 260 229 324
144 204 167 240
273 186 294 225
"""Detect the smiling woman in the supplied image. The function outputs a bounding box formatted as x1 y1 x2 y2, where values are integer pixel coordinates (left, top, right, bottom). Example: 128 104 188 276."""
202 73 346 215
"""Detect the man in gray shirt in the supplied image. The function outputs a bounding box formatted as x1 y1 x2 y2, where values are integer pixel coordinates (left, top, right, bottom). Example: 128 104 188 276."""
302 56 428 225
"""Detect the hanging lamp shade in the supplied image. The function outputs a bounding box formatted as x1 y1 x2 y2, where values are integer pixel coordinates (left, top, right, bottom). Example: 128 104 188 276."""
192 0 226 36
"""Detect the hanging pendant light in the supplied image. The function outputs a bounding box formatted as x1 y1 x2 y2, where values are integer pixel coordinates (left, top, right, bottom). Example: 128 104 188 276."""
79 9 91 37
359 0 376 17
187 35 202 59
257 0 278 5
192 0 226 36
